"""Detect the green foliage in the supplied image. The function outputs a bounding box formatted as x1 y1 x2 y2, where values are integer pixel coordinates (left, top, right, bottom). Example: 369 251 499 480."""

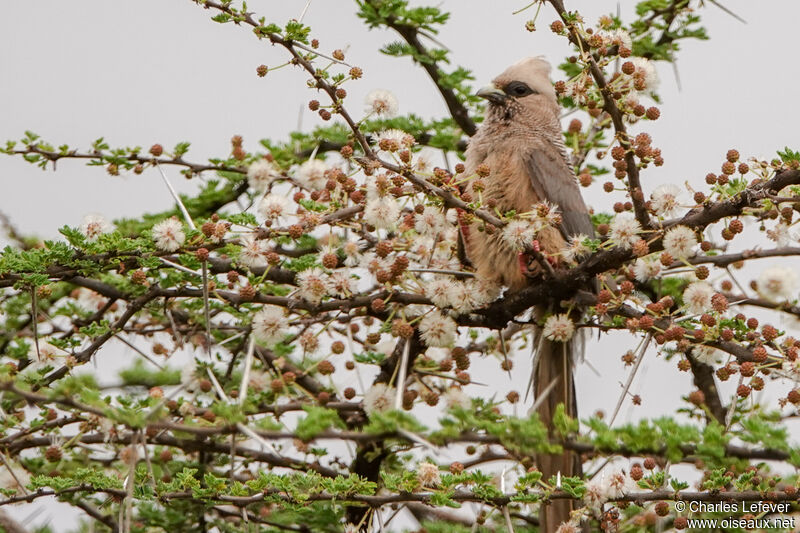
294 406 346 441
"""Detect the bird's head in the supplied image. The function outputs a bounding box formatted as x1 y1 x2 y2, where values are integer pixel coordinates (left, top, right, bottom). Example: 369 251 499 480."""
476 57 558 117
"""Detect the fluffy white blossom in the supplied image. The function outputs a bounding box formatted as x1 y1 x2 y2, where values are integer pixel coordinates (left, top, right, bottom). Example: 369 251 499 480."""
329 270 358 298
417 462 442 487
364 197 401 230
543 314 575 342
247 159 281 192
26 340 66 371
252 305 288 346
296 267 332 304
630 57 659 94
650 184 682 217
413 148 436 173
563 233 591 262
295 159 329 190
767 222 793 246
415 206 447 237
683 282 713 314
583 470 635 508
80 214 112 241
342 240 363 267
425 276 459 308
502 220 540 251
449 281 480 315
419 311 458 347
692 345 725 366
258 194 291 221
374 129 414 151
633 257 661 282
152 217 185 252
757 266 798 302
470 278 502 307
600 28 632 50
238 234 268 269
662 225 697 258
444 387 471 410
363 382 395 414
365 89 399 118
608 214 641 249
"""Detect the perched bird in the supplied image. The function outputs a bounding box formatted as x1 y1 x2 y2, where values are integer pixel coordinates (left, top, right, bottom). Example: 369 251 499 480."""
460 57 594 532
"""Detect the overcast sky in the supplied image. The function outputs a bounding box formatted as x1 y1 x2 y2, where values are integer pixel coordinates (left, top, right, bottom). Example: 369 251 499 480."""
2 1 800 530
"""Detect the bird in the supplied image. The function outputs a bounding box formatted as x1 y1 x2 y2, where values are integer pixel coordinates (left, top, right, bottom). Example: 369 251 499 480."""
460 56 595 532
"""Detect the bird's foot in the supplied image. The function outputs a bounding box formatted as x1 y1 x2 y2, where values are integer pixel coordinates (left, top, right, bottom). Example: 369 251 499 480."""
518 252 544 281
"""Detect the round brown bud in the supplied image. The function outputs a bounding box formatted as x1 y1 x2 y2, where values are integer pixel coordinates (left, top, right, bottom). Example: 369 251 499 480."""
726 149 740 163
579 173 593 187
550 20 565 33
721 161 735 175
597 223 609 236
737 383 752 398
475 163 491 177
332 49 345 61
729 219 743 234
256 64 268 77
288 224 304 240
632 239 649 257
322 253 338 269
674 516 688 530
646 107 660 120
789 389 800 404
317 360 335 375
738 163 749 174
762 324 778 341
319 109 332 121
370 298 385 313
149 144 163 157
45 445 62 462
688 390 705 406
603 181 615 193
506 390 520 404
195 248 209 262
677 358 691 371
694 265 709 280
740 361 755 377
554 80 566 94
239 284 256 301
424 392 440 406
752 345 768 363
655 501 669 516
746 317 759 329
621 61 635 75
349 66 363 79
633 104 646 117
343 387 356 400
568 118 582 133
717 173 729 185
660 251 674 266
450 462 464 474
721 227 734 241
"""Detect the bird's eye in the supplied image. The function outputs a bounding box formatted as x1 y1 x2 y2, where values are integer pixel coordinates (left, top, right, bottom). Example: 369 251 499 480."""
504 81 537 97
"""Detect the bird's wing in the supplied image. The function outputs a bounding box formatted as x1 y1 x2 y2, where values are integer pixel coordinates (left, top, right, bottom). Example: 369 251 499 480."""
524 143 594 239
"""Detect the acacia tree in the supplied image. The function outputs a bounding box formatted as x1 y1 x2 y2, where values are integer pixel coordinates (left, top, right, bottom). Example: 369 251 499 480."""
2 1 800 532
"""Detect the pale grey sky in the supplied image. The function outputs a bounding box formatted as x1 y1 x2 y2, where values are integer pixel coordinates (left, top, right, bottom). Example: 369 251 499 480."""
2 1 799 530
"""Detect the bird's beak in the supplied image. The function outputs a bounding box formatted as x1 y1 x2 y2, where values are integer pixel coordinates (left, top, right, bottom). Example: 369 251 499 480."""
476 84 507 104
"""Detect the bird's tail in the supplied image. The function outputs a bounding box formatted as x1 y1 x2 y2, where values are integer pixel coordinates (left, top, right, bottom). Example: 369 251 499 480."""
531 327 582 532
